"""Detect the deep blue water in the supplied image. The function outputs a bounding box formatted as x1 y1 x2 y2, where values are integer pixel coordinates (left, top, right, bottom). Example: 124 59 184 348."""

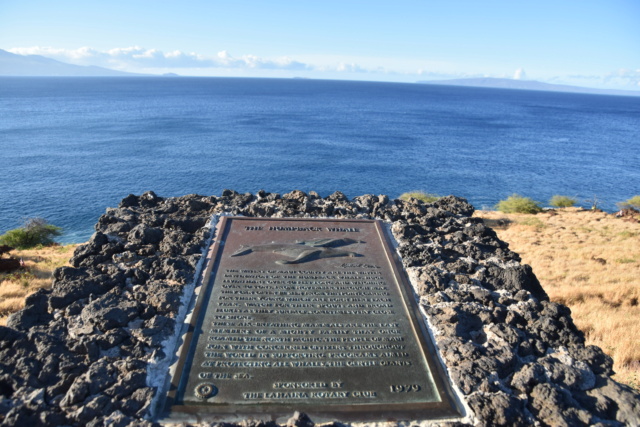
1 77 639 243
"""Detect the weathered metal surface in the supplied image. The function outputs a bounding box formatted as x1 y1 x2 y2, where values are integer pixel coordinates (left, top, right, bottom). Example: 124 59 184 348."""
164 217 460 422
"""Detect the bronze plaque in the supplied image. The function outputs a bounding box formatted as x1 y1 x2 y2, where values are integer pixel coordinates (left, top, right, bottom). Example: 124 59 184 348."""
164 217 460 422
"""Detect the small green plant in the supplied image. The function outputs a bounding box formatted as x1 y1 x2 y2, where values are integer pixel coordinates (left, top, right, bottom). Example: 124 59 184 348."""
617 231 639 239
2 270 36 285
0 218 62 249
495 194 543 214
399 191 440 203
617 195 640 210
549 195 577 208
584 195 601 210
517 217 546 230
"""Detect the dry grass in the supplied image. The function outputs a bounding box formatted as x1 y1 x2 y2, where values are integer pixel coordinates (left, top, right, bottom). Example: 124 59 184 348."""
2 211 639 391
0 244 78 325
475 208 640 390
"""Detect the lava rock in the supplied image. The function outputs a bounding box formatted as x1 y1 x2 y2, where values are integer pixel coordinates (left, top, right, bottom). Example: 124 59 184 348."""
0 190 638 427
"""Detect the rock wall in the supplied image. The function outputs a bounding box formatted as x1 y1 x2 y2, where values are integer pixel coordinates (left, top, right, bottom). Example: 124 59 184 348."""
0 190 638 426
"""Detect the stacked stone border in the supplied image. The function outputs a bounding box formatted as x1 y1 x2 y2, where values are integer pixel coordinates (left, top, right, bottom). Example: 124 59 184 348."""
0 190 638 427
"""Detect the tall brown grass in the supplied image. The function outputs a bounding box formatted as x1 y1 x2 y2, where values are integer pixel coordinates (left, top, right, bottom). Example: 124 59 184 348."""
475 208 640 390
0 244 77 325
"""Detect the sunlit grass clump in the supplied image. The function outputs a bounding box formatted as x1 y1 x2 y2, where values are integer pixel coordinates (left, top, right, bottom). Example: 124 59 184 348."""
0 244 78 325
399 191 440 203
516 216 546 230
618 195 640 210
495 194 543 214
549 195 577 208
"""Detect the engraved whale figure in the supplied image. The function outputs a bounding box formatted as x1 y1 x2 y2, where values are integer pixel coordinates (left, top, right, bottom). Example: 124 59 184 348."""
293 237 364 248
230 240 363 265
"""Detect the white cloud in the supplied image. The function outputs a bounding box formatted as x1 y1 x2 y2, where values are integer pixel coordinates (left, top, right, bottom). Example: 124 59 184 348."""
513 68 527 80
7 46 311 72
416 69 483 79
335 62 367 73
4 46 499 82
7 46 394 76
548 68 640 90
604 68 640 87
8 46 639 90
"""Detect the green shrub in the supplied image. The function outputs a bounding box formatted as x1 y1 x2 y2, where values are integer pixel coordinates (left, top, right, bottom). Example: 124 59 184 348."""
617 195 640 210
0 218 62 249
495 194 543 214
549 195 577 208
399 191 440 203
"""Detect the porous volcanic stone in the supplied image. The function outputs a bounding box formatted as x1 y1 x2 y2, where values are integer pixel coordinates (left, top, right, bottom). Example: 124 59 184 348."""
0 191 638 427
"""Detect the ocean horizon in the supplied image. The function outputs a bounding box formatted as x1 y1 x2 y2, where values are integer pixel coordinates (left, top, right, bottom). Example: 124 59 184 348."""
1 77 639 243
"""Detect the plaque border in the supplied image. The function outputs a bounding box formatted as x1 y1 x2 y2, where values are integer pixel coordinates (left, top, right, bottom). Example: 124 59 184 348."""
163 217 463 423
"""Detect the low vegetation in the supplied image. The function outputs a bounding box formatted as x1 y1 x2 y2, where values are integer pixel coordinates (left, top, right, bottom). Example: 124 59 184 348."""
0 244 77 325
495 194 543 214
618 195 640 210
399 191 440 203
475 207 640 390
549 195 577 208
0 217 62 249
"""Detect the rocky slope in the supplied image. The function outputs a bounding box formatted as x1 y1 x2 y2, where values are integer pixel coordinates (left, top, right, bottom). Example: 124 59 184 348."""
0 190 638 426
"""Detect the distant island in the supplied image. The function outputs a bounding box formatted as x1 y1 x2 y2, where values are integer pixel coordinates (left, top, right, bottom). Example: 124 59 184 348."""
0 48 143 77
418 77 640 97
2 47 640 98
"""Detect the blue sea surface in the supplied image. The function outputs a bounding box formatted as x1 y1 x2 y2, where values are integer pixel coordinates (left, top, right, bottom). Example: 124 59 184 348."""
1 77 639 243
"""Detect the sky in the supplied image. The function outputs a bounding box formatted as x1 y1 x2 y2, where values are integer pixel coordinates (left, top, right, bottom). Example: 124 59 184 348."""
1 0 639 89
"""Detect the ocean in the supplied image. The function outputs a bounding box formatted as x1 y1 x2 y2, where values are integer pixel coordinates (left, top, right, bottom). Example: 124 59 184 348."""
0 77 639 243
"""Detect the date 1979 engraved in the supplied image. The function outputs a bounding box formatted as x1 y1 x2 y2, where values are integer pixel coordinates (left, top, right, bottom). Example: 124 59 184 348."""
165 218 461 422
390 384 422 393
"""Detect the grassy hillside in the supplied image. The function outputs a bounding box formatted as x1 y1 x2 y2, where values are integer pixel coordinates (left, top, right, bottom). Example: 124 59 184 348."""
475 208 639 390
0 244 78 325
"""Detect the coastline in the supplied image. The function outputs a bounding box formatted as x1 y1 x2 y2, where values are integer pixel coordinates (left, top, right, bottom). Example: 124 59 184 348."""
1 205 638 391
